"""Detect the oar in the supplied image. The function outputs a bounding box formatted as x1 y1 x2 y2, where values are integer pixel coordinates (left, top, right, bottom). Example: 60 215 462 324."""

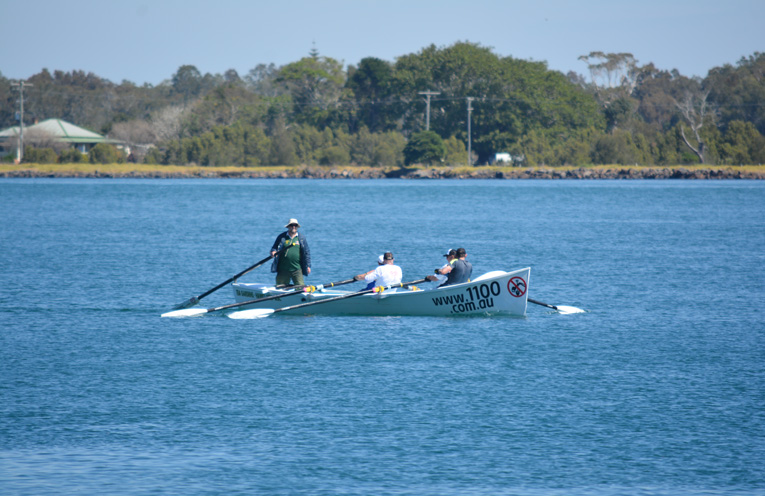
528 298 585 314
227 277 428 319
171 253 276 310
162 277 357 318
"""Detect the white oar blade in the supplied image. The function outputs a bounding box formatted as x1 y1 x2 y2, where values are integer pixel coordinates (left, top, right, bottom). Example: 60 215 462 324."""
555 305 585 314
226 308 275 319
161 308 208 318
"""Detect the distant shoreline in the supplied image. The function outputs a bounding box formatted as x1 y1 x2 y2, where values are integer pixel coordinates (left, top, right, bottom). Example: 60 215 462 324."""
2 164 764 179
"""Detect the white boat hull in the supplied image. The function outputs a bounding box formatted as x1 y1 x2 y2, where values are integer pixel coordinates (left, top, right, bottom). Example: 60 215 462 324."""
230 268 531 317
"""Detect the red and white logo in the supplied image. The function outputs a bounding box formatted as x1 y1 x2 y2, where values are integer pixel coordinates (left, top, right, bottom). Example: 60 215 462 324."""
507 276 527 298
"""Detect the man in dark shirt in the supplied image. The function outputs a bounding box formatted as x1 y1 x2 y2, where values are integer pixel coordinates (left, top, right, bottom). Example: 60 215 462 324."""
427 247 472 286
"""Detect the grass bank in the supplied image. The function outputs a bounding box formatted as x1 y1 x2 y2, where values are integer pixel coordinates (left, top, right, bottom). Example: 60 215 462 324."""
2 163 764 179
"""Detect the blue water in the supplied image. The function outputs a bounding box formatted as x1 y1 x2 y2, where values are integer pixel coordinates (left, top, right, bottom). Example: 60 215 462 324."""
1 178 764 495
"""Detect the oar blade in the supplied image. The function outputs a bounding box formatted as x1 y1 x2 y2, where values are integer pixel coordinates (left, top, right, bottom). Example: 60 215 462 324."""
554 305 585 314
161 308 208 318
172 296 199 310
227 308 275 319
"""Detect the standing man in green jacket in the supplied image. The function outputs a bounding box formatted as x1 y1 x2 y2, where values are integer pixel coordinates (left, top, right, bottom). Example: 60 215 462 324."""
270 218 311 287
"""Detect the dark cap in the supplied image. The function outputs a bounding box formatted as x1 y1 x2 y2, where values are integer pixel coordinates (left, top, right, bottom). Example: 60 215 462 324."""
456 247 466 257
444 249 457 257
383 252 394 260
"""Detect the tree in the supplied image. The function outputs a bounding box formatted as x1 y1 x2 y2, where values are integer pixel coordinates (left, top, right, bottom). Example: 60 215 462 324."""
346 57 396 132
224 69 241 85
185 83 266 135
317 146 350 165
244 63 286 98
443 135 467 165
393 42 603 163
268 116 297 165
151 105 187 143
578 52 640 94
633 64 683 131
707 52 765 135
604 97 635 133
110 120 156 146
171 65 203 104
403 130 446 165
673 78 716 164
718 120 765 164
590 129 646 165
349 127 405 166
276 53 346 124
577 52 640 134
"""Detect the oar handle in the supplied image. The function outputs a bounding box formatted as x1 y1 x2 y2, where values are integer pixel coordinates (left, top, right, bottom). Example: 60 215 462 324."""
323 278 357 288
272 278 428 314
209 277 358 313
195 254 274 301
528 298 558 310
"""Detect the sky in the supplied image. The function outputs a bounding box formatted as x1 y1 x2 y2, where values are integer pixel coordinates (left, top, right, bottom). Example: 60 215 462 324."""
2 0 763 86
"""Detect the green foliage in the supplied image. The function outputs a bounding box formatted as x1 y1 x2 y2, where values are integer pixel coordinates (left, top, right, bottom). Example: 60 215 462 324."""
392 42 604 162
268 126 298 166
2 46 764 167
707 53 765 135
604 97 635 132
349 127 405 166
89 143 123 164
404 130 446 165
58 148 85 163
317 146 350 165
276 54 346 125
591 129 652 165
143 147 163 165
633 65 683 131
346 58 396 132
23 147 58 163
185 83 268 136
718 120 765 164
163 123 271 166
172 65 203 103
443 136 467 165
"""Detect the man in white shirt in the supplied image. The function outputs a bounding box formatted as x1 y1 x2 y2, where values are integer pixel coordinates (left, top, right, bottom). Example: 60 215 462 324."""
355 252 402 289
432 248 457 287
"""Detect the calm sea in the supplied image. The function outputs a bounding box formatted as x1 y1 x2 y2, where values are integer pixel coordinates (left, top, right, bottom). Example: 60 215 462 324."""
1 178 764 496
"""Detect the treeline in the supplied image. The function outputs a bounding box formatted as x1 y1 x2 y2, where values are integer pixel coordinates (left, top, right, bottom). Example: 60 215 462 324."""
2 43 764 166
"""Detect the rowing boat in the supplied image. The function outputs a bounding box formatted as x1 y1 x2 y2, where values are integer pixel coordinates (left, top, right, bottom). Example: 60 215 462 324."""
230 268 531 317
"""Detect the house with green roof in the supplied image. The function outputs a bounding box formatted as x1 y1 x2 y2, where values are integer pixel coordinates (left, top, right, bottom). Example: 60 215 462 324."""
0 118 117 159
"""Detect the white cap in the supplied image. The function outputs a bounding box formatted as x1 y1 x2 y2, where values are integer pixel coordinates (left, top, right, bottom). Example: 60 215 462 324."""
378 254 385 264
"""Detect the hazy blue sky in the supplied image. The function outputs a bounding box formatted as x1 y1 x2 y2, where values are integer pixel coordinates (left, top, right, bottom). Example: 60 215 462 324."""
2 0 763 85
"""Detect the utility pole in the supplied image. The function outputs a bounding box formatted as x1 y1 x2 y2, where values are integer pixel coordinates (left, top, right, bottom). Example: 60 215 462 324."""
466 97 474 166
418 90 440 131
11 81 33 163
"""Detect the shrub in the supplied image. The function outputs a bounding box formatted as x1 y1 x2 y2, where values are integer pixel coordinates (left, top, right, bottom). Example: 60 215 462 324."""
59 148 85 163
143 147 163 164
23 147 58 163
89 143 123 164
403 130 446 165
318 146 350 165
